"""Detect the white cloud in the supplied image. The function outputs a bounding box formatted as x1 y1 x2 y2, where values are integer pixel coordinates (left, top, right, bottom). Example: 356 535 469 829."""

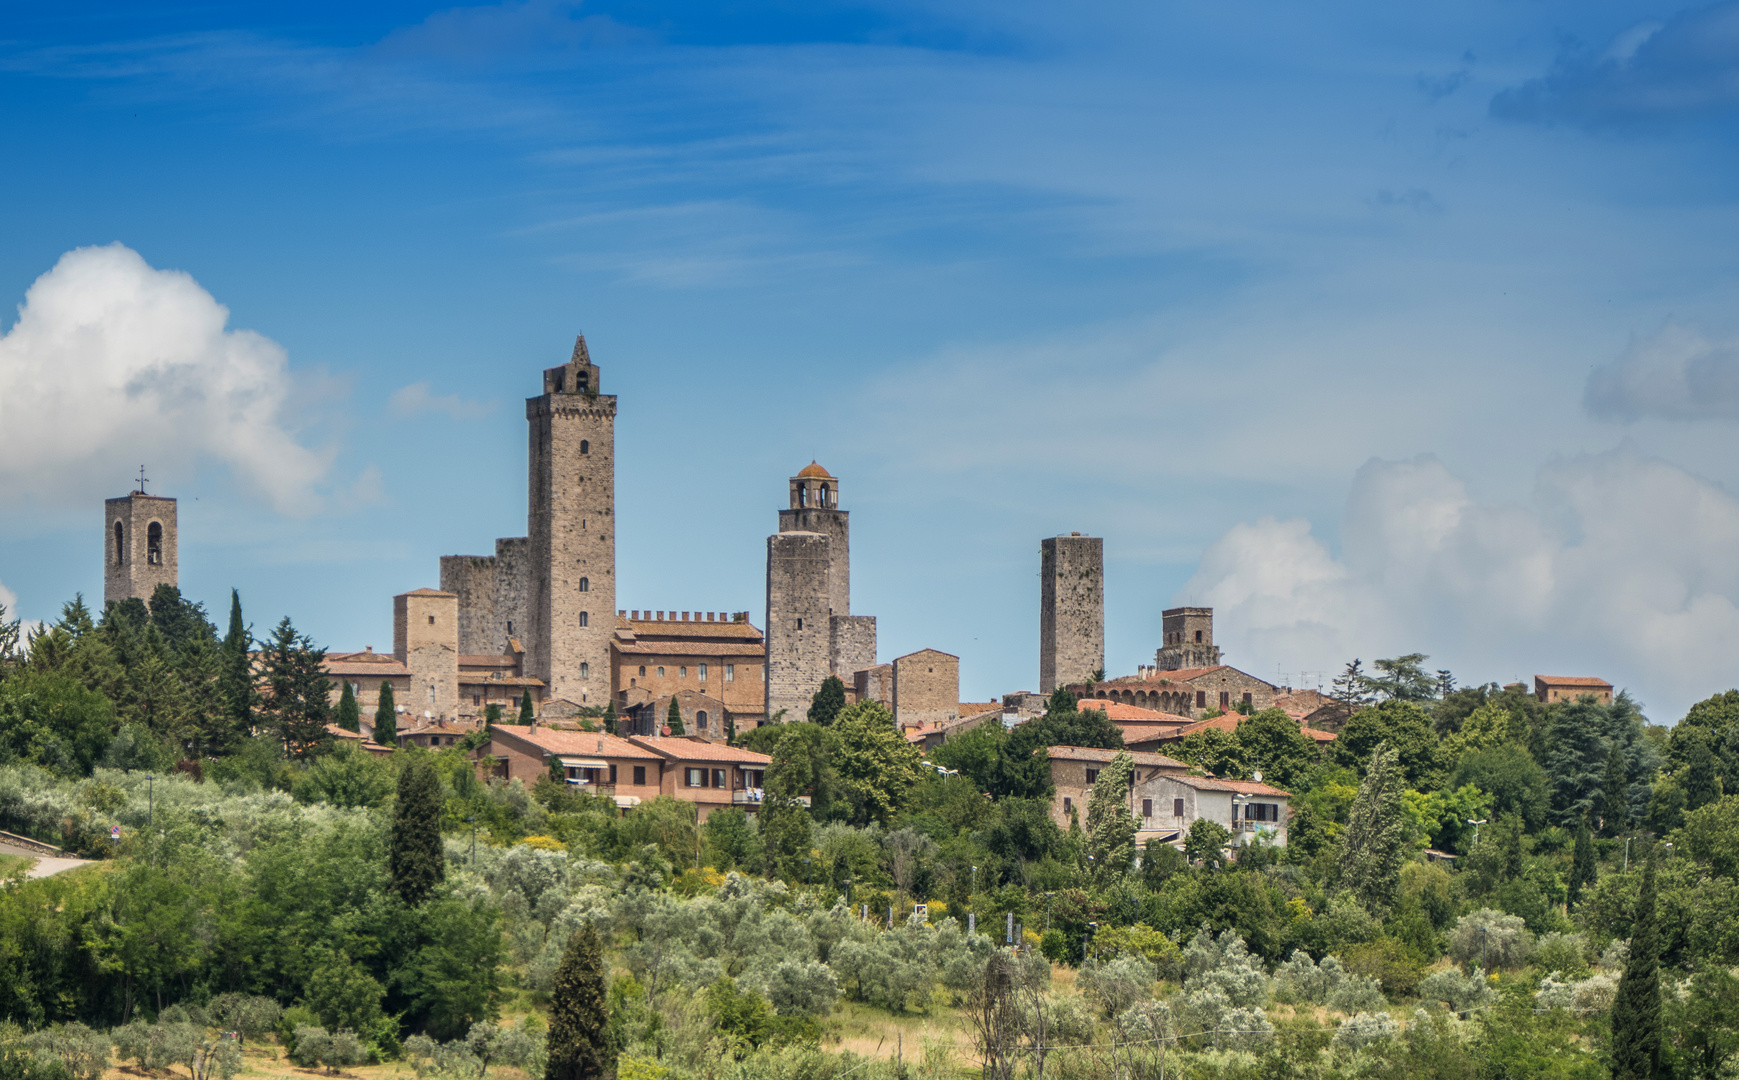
388 381 496 420
1178 448 1739 720
0 243 330 514
1585 320 1739 422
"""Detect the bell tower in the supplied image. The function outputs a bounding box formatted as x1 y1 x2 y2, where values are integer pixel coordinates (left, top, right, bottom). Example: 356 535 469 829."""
105 471 178 609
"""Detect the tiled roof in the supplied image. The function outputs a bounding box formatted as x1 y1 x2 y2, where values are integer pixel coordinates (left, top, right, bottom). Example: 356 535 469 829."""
491 724 664 760
1170 714 1241 738
324 656 411 677
457 674 545 687
459 654 518 667
1096 666 1229 686
612 640 766 657
1078 700 1189 722
1536 675 1612 687
628 736 772 765
1042 745 1191 770
618 617 763 639
797 461 833 479
1166 774 1292 797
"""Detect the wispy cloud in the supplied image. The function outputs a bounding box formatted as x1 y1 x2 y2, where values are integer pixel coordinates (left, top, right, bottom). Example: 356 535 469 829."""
388 382 497 420
1585 320 1739 422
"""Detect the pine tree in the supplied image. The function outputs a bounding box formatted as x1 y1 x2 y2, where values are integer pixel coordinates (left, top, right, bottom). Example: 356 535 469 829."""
1681 731 1722 811
1601 744 1630 837
335 680 361 733
1569 817 1597 906
545 924 615 1080
389 756 446 906
373 682 398 746
1610 847 1664 1080
519 690 535 725
483 703 501 730
807 676 846 726
1340 742 1406 913
260 617 332 759
217 590 255 742
667 695 684 735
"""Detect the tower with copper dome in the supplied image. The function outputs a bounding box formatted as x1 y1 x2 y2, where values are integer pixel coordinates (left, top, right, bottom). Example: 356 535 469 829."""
765 462 876 721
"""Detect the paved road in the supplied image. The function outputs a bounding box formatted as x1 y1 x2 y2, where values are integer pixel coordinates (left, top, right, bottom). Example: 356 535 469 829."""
0 839 91 878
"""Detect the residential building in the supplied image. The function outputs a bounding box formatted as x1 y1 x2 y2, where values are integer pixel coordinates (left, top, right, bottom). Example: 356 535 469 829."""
611 611 767 728
483 724 667 809
1041 746 1193 838
1535 675 1613 705
1151 774 1292 849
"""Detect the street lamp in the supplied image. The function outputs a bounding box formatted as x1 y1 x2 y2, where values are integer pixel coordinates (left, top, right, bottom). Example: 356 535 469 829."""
1084 921 1099 965
804 857 811 885
467 815 477 865
1044 891 1055 931
1467 818 1487 846
146 773 155 827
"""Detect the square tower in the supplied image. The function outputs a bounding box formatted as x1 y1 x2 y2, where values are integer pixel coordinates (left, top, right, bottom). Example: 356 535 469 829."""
777 462 850 616
104 492 177 609
527 334 616 703
395 589 460 720
1039 533 1103 693
1156 607 1221 670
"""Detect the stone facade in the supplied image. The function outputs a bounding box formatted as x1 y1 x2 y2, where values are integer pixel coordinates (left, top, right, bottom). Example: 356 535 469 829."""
1534 675 1613 705
892 648 959 730
395 589 460 721
440 537 533 657
829 615 877 686
611 611 766 727
104 492 178 608
1044 746 1192 837
1146 774 1291 849
1072 664 1280 719
1040 534 1103 694
855 664 894 708
623 689 731 741
1156 607 1222 671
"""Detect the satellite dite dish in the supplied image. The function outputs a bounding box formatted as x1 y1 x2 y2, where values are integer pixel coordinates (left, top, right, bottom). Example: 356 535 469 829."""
1252 771 1262 782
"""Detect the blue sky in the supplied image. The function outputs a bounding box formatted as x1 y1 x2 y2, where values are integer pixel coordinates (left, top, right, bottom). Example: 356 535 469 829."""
3 0 1739 719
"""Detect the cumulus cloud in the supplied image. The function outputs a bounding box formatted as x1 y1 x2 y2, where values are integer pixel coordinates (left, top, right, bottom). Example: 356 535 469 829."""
1584 321 1739 421
388 381 496 420
1177 448 1739 720
1492 3 1739 128
0 244 329 514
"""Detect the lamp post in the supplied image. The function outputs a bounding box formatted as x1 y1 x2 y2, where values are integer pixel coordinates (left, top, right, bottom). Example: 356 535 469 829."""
146 773 155 827
1084 921 1099 965
467 815 477 865
804 857 811 886
1468 818 1487 846
1044 891 1055 931
1625 835 1633 871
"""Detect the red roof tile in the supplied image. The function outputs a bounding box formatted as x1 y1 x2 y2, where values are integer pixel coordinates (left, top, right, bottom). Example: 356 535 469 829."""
627 736 772 765
1041 745 1191 770
491 724 665 760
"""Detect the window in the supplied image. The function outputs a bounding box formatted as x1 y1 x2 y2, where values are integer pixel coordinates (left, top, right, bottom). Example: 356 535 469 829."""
507 620 514 634
820 483 830 506
1063 797 1073 813
1173 798 1185 817
474 695 481 706
799 485 808 507
687 768 705 787
579 611 589 627
427 684 435 703
657 666 665 678
713 769 726 788
114 521 124 564
147 522 163 565
1242 691 1252 705
1142 799 1153 818
429 615 435 625
679 666 687 678
351 682 360 695
633 765 646 785
579 577 589 592
580 439 589 454
580 662 590 679
1248 803 1280 823
1219 691 1229 709
725 664 734 682
796 618 803 630
699 664 707 682
639 666 646 677
1086 769 1099 784
1194 630 1202 643
609 765 618 784
1196 691 1206 708
696 710 708 731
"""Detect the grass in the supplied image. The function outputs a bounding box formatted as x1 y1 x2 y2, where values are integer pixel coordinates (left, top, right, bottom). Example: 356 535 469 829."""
828 999 972 1062
0 853 35 879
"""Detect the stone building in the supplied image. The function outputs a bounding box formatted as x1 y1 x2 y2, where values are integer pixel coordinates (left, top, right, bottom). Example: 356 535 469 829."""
1148 774 1292 849
395 589 460 719
610 611 766 728
1155 606 1222 671
105 488 177 608
1072 664 1280 719
622 689 731 742
1040 534 1103 693
440 335 616 707
1042 746 1192 841
764 462 876 722
892 648 959 729
1535 675 1613 705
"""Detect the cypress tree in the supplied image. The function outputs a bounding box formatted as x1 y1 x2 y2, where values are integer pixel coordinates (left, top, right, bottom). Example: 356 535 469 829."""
1569 817 1597 906
545 924 615 1080
335 680 361 733
373 682 398 746
389 756 446 906
217 589 255 741
667 695 684 735
1610 847 1664 1080
603 702 617 736
1340 742 1406 913
1601 744 1630 837
807 676 846 726
519 690 535 725
1681 732 1722 811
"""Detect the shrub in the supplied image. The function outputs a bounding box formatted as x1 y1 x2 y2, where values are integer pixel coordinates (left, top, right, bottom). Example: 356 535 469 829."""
1447 909 1532 971
1077 957 1154 1019
1530 932 1589 979
1332 1012 1398 1051
1417 967 1492 1014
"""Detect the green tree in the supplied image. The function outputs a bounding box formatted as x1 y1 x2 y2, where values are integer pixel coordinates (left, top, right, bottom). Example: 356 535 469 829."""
1232 708 1317 788
1173 726 1245 778
1364 653 1438 702
1610 847 1665 1080
1569 817 1598 906
373 682 398 746
603 702 616 736
545 924 614 1080
390 756 446 906
519 690 535 725
759 731 815 879
1451 744 1550 830
1601 743 1631 837
259 617 331 759
333 681 361 734
807 676 846 726
0 670 118 776
666 695 684 736
1340 742 1407 913
992 701 1123 798
1332 700 1440 786
1679 729 1723 812
1085 751 1138 880
217 590 255 744
1184 818 1232 866
831 700 923 825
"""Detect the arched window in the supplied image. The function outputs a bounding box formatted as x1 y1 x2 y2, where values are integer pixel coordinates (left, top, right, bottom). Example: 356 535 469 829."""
579 611 589 627
147 522 163 565
114 521 124 564
799 485 808 507
639 665 646 676
696 710 708 731
580 440 589 455
657 666 665 678
580 662 590 679
578 577 589 592
1194 630 1202 643
427 684 435 703
820 483 831 507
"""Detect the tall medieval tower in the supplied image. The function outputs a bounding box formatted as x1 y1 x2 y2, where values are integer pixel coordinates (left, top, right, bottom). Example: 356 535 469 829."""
765 463 876 721
1156 607 1220 670
1039 533 1103 693
105 488 178 609
527 336 616 703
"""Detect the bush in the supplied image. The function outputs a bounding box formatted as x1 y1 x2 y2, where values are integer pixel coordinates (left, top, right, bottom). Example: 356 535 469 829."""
1447 909 1532 971
1530 932 1589 979
1416 967 1492 1014
1332 1012 1398 1051
1077 957 1154 1019
1039 928 1069 965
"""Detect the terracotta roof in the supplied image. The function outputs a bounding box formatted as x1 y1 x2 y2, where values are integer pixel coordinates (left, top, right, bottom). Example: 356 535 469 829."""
325 724 394 750
459 654 518 668
1042 745 1191 770
1300 726 1338 742
324 657 411 677
797 461 833 479
1165 774 1291 797
1078 700 1189 722
627 736 772 765
1536 675 1613 688
490 724 665 760
619 618 764 638
958 703 1002 716
612 641 766 657
457 674 545 687
1170 714 1241 738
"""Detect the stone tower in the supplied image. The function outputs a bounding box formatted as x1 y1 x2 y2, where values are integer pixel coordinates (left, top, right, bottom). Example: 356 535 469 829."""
395 588 460 719
105 489 177 609
765 462 876 722
527 335 616 704
1039 533 1103 693
1156 606 1221 670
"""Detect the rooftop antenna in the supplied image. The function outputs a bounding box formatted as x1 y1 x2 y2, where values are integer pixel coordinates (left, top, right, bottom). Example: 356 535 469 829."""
135 465 149 495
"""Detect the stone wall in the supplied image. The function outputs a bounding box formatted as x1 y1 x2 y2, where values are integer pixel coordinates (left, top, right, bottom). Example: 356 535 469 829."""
1156 606 1222 670
855 664 893 707
829 614 876 683
394 590 460 720
893 649 959 729
104 493 178 608
494 537 531 648
1040 534 1103 693
765 531 832 722
440 555 499 656
778 506 850 616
